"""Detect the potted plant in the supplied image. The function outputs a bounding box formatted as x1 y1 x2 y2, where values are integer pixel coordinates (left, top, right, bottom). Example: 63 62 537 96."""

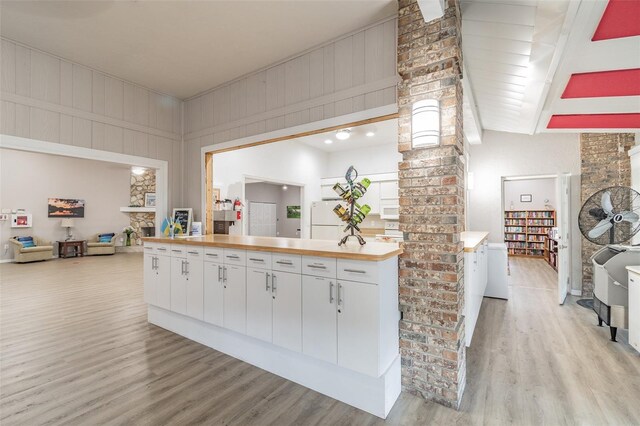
123 226 135 246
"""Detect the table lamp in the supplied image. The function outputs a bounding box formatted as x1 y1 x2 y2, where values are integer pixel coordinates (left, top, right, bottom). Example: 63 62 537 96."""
61 218 74 241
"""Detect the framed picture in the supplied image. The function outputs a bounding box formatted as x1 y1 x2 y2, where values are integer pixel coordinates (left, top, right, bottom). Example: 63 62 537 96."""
48 198 85 218
520 194 532 203
144 192 156 207
172 208 193 235
287 205 301 219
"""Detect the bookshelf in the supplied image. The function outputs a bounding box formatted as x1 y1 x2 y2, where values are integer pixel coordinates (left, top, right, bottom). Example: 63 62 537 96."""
504 210 556 257
546 235 558 271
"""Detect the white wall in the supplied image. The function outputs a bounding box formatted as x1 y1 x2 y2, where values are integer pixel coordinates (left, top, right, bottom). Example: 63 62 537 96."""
0 149 131 260
468 130 582 292
0 38 183 212
325 143 400 178
213 140 328 238
183 18 398 219
245 182 301 238
503 178 557 211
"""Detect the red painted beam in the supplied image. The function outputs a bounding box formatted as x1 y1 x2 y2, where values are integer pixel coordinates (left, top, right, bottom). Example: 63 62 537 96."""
547 113 640 129
561 69 640 98
592 0 640 41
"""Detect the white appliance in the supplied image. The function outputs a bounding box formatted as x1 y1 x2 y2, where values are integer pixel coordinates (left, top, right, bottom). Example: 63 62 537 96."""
486 243 509 299
375 221 403 243
380 203 399 220
311 201 342 240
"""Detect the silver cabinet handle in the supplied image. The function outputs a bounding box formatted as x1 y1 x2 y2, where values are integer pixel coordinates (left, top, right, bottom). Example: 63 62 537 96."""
206 253 218 257
329 281 334 303
276 260 293 265
344 269 366 274
185 260 189 275
249 258 264 262
226 254 240 259
308 264 327 269
188 251 199 255
266 272 271 291
157 247 167 251
180 260 185 275
172 249 182 253
144 246 153 250
218 265 222 282
337 283 343 307
154 257 158 270
272 273 277 296
223 266 227 284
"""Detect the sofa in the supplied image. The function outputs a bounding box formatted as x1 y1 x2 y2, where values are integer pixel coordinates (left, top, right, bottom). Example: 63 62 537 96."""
10 237 54 263
86 233 117 256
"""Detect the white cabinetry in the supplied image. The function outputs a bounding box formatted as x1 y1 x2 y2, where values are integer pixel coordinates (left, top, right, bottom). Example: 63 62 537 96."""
629 270 640 353
143 244 171 310
185 248 204 321
246 267 273 342
366 182 381 214
464 240 489 347
271 270 302 352
223 264 246 334
302 275 337 363
203 260 224 326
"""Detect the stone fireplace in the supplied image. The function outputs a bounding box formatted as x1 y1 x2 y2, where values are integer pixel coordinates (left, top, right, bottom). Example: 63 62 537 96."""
130 169 156 245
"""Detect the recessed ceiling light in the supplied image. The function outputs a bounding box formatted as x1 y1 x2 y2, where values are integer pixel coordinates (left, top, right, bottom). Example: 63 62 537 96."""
366 131 375 137
282 185 288 191
336 129 351 140
324 139 333 145
132 167 146 175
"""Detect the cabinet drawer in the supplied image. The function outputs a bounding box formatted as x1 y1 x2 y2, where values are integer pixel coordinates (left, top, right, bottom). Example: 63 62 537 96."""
247 251 272 269
204 247 224 263
170 245 187 258
223 249 246 265
302 256 337 278
272 253 301 273
337 259 378 284
185 246 204 260
143 242 170 255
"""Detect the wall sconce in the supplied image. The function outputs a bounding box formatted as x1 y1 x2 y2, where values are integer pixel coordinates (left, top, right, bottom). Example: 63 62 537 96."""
412 99 440 147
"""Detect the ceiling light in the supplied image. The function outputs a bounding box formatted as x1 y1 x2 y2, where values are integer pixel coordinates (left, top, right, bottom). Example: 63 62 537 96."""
282 185 288 191
335 129 351 140
324 139 333 145
366 131 375 137
132 167 146 175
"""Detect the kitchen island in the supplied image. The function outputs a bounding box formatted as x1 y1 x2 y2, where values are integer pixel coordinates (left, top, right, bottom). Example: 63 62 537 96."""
142 235 402 418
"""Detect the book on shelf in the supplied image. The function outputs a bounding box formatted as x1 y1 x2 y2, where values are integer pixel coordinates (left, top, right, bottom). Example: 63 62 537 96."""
503 210 556 258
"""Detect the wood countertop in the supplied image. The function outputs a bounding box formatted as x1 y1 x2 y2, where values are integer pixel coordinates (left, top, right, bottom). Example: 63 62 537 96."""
461 231 489 253
142 235 402 261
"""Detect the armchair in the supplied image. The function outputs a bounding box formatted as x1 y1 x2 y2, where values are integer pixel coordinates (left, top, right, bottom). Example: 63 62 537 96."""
86 233 117 256
10 237 54 263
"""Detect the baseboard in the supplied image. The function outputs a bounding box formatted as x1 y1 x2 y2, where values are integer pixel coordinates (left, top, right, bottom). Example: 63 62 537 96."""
571 289 583 296
148 305 401 418
0 258 14 263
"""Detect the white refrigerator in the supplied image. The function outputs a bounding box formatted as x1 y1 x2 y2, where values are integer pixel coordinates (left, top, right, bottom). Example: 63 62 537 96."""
311 201 343 240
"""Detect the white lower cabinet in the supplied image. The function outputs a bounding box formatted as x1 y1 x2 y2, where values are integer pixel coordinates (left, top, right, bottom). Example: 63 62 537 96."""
203 261 224 326
246 267 273 342
144 252 171 310
185 256 204 321
337 280 379 375
170 257 188 315
302 275 337 363
272 270 302 352
223 264 246 334
629 271 640 353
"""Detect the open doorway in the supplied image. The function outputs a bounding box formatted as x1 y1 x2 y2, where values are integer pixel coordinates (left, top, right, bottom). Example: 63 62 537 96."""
245 180 302 238
502 174 572 304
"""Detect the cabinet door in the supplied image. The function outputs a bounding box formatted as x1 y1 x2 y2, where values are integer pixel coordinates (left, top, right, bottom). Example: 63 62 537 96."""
629 273 640 352
143 253 156 305
321 185 336 200
366 182 380 215
170 257 187 315
246 268 273 342
203 261 224 326
337 280 379 375
302 276 337 363
186 259 204 321
380 180 398 199
156 255 171 310
223 265 246 334
272 271 302 352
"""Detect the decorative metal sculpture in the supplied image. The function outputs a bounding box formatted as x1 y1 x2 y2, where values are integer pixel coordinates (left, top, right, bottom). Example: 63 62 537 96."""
333 166 371 246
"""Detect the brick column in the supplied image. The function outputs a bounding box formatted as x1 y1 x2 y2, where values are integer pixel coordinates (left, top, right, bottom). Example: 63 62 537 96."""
580 133 635 296
397 0 466 408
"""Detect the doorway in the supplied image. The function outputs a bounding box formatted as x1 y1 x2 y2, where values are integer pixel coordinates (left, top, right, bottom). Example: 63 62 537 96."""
246 181 302 238
502 174 572 304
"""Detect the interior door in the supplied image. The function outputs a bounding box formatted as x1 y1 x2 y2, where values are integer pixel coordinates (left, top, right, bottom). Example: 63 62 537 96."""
557 173 571 304
249 202 277 237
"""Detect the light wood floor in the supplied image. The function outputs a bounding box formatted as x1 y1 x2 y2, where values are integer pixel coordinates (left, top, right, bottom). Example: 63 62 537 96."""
1 255 639 425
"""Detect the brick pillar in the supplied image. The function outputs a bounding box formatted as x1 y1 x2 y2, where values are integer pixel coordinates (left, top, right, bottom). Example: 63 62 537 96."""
580 133 635 296
397 0 466 408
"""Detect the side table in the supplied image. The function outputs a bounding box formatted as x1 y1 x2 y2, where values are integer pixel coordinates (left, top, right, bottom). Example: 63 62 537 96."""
58 240 86 258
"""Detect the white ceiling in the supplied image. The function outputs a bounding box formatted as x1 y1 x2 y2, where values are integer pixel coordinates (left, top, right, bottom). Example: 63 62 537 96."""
299 118 397 152
461 0 574 135
0 0 396 99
